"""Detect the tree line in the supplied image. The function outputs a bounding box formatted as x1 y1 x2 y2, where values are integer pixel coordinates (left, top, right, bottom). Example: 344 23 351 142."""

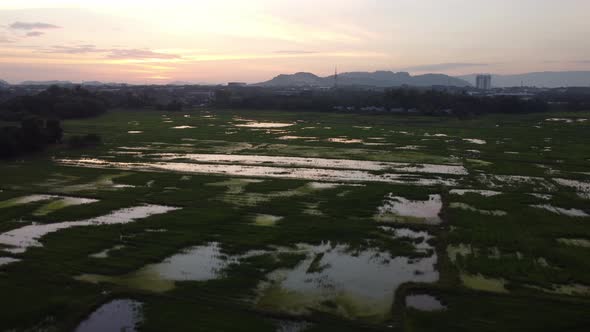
0 86 106 159
0 85 107 121
213 87 550 116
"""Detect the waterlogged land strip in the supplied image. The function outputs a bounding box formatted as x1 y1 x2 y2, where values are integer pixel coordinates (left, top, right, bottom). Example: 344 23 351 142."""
148 153 469 175
56 158 460 186
0 205 179 254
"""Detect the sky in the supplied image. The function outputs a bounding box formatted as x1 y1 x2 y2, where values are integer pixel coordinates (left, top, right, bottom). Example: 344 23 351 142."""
0 0 589 84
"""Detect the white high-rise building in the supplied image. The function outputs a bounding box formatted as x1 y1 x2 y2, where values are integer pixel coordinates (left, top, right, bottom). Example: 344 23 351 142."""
476 74 492 90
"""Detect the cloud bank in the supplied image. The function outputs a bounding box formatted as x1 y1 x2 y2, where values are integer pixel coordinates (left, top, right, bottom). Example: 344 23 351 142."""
9 22 61 30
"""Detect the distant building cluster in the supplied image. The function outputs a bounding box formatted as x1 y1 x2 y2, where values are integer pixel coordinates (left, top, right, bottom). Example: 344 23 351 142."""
475 74 492 90
476 74 492 90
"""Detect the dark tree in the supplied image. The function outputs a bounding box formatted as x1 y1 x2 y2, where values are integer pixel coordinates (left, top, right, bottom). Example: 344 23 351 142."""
44 118 63 144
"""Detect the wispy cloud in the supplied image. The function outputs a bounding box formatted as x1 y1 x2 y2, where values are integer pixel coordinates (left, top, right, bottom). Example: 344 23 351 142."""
26 31 44 37
107 49 181 60
403 63 489 72
274 50 318 55
9 22 61 30
42 45 181 60
44 45 103 54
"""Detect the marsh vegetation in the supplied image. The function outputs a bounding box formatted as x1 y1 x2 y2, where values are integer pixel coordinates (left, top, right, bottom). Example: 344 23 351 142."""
0 109 589 331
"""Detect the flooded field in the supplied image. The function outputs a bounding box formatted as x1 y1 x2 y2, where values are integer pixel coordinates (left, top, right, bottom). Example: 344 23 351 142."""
1 109 589 331
255 240 438 321
74 299 143 332
375 194 443 224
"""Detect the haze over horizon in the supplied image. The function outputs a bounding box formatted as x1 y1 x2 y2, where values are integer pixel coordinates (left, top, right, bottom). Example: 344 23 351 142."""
1 0 589 84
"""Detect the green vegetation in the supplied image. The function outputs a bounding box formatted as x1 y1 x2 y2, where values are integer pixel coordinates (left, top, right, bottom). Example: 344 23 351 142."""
0 109 589 331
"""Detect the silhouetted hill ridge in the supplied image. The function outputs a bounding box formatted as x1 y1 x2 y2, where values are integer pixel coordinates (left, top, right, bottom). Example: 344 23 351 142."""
257 71 470 87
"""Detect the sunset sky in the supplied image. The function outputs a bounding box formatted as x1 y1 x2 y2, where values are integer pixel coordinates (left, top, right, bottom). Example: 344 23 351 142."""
1 0 589 84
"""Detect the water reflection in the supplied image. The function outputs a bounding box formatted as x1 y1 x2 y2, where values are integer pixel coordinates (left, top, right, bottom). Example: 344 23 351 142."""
57 158 459 186
375 194 443 224
0 205 179 254
74 299 143 332
256 241 438 321
405 294 446 311
77 242 264 293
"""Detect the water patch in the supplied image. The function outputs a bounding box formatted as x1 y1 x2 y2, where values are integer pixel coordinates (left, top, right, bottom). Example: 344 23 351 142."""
395 145 422 150
530 193 552 200
375 194 443 224
147 153 468 175
531 204 589 217
383 227 434 254
554 178 590 200
172 126 196 129
235 122 294 128
327 138 364 144
57 159 459 186
253 214 283 227
463 139 487 145
405 294 446 311
544 118 588 124
255 242 438 321
77 242 259 292
450 203 507 216
74 299 143 332
0 257 20 267
90 245 127 259
278 136 317 140
460 273 508 293
0 205 179 254
478 174 556 191
450 189 501 197
557 238 590 248
215 182 346 208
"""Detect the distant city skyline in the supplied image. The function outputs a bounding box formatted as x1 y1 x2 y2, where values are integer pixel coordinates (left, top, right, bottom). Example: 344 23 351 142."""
1 0 589 84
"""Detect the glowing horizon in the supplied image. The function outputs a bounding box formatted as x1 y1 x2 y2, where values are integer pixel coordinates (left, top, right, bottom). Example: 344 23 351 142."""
1 0 589 84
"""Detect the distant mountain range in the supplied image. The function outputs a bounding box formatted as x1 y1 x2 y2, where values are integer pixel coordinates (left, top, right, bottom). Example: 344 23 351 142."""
255 71 471 88
457 71 590 88
0 79 10 87
20 80 74 86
